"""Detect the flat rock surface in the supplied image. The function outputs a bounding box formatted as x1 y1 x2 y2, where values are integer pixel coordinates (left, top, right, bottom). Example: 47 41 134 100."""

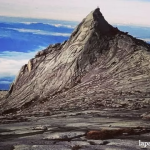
0 108 150 150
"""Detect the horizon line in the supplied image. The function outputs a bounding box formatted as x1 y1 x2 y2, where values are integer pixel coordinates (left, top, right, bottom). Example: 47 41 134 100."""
0 15 150 28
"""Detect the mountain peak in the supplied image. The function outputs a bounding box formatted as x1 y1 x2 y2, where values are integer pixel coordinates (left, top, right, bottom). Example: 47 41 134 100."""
81 8 115 35
69 8 116 45
1 9 150 115
92 7 102 17
84 8 102 20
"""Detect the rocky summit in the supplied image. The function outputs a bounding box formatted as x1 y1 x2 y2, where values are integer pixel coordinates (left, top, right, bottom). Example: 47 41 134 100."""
0 8 150 115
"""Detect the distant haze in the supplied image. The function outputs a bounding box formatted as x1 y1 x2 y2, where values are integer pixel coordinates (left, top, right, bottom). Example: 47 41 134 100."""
0 0 150 26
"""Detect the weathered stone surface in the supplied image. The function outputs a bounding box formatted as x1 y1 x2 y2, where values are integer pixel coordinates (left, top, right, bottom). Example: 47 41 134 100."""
13 145 71 150
141 112 150 120
0 109 150 150
0 8 150 115
0 91 7 99
44 131 85 140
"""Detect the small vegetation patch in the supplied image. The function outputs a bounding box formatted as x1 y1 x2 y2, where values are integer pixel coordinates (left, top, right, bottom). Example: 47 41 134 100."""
86 127 150 140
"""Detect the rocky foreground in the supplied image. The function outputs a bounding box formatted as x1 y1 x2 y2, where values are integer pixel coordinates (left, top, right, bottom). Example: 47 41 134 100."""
0 8 150 149
0 109 150 150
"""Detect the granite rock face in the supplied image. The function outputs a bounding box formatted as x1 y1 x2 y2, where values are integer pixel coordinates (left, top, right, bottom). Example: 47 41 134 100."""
0 91 7 99
1 8 150 114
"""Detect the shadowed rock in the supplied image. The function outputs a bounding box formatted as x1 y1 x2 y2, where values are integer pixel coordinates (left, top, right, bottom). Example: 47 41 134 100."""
0 8 150 115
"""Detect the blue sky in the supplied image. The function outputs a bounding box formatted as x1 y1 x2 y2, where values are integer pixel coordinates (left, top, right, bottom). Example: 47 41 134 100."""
0 0 150 26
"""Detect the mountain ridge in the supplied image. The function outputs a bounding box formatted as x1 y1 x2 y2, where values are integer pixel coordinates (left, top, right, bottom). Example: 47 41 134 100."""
1 8 150 115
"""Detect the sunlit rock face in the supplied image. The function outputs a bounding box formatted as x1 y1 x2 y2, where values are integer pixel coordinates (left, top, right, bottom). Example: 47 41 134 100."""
1 8 150 114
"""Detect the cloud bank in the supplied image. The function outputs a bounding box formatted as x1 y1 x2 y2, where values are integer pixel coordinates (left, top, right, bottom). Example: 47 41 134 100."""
0 48 44 78
6 28 71 37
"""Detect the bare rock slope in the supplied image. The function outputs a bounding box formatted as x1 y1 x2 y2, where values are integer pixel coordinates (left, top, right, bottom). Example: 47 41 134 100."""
1 8 150 114
0 91 7 99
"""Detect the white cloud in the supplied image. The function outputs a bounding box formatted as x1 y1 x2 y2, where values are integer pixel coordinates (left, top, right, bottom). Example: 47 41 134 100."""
6 28 71 37
0 0 150 26
51 24 75 29
0 47 45 78
0 81 12 84
0 57 27 77
141 38 150 43
21 22 75 28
